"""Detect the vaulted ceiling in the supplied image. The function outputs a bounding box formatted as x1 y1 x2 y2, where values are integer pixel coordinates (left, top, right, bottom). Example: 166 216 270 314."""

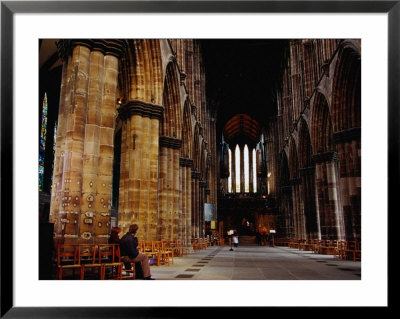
200 39 288 144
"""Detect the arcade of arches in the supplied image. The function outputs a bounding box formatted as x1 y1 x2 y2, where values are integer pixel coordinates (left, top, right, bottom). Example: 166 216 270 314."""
39 39 361 248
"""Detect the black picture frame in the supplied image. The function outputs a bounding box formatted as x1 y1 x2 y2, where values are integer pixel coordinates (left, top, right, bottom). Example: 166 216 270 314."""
1 0 396 317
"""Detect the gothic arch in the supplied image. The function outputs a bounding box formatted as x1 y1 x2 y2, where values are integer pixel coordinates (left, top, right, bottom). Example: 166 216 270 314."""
298 117 313 168
161 62 182 138
193 123 201 171
331 40 361 132
330 40 361 241
181 99 193 158
311 92 335 154
119 39 163 104
298 117 319 239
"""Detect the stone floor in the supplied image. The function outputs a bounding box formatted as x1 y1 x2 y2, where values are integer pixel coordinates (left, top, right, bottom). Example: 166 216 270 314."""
149 244 361 280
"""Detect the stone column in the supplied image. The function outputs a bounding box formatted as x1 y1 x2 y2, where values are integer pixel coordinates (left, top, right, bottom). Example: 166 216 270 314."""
312 151 345 240
158 136 182 241
199 180 207 237
117 100 163 240
50 40 125 244
290 178 306 239
299 166 320 239
334 127 361 241
191 170 200 238
279 185 294 238
180 158 193 245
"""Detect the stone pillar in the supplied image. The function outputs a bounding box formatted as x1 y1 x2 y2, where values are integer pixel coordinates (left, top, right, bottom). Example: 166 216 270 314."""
299 166 320 239
290 178 306 239
158 136 182 241
191 170 200 238
50 40 125 244
117 100 163 240
334 127 361 241
312 151 345 240
279 185 294 238
180 158 193 246
199 180 207 237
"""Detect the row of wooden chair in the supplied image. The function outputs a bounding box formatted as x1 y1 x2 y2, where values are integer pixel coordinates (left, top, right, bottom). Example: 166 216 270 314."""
57 244 126 280
191 237 212 251
57 238 200 280
287 238 361 261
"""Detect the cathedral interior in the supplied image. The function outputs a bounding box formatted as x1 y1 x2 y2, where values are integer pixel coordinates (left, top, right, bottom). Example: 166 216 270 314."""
39 38 361 279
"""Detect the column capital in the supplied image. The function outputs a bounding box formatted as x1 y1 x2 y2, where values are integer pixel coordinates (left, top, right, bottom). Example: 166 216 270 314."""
159 136 182 149
57 39 127 61
199 180 207 188
179 157 193 167
118 100 164 121
191 170 201 179
299 166 315 176
312 151 339 164
333 127 361 143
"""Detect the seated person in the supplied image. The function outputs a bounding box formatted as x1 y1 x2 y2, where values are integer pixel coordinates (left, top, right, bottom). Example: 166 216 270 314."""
120 224 154 280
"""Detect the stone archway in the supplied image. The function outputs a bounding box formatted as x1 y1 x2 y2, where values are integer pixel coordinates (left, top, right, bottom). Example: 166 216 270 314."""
311 92 345 240
331 41 361 241
298 117 319 239
158 61 183 241
278 151 294 238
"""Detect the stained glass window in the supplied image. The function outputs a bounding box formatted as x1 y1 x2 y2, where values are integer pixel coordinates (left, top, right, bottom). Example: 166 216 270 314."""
244 145 249 192
253 148 257 192
228 148 232 193
39 93 48 191
235 145 240 193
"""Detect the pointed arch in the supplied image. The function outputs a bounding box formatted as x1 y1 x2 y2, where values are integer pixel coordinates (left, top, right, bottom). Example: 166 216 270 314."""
193 123 201 171
298 117 313 168
118 39 163 104
181 99 193 158
331 40 361 132
311 92 335 154
161 62 182 138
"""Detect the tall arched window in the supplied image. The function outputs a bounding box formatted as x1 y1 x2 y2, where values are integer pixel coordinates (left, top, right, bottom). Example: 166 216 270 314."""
235 144 240 193
39 93 48 191
252 148 257 192
244 144 249 192
228 148 232 193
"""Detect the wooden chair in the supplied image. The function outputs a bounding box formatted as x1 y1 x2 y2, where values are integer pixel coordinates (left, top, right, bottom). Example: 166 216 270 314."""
79 244 102 280
57 244 81 280
142 240 159 265
153 241 171 266
162 240 175 263
98 244 123 280
176 239 190 256
192 238 200 251
342 241 361 261
121 262 136 280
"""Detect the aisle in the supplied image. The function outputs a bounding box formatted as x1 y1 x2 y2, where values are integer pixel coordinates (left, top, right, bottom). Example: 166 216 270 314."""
150 245 361 280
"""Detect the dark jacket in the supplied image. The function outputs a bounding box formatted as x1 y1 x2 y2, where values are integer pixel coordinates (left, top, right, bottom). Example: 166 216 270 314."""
120 232 139 259
108 231 121 245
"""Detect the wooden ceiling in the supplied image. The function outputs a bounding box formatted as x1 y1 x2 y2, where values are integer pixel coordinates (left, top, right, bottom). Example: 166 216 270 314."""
222 113 262 145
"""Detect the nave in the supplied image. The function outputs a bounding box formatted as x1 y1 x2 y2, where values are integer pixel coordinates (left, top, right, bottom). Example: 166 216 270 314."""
150 245 361 280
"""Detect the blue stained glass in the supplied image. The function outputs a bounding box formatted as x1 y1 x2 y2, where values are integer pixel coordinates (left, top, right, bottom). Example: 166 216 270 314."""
39 93 48 191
